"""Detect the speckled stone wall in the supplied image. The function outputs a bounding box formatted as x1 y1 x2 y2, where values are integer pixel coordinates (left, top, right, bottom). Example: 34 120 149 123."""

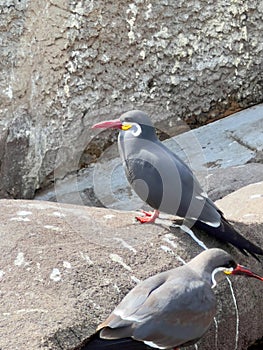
0 0 262 198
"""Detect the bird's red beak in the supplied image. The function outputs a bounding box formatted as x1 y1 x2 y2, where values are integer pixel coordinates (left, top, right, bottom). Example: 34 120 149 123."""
230 264 263 281
92 119 122 130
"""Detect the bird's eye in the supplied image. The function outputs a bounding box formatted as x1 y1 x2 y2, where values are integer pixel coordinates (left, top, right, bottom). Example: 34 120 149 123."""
224 260 237 269
131 123 142 137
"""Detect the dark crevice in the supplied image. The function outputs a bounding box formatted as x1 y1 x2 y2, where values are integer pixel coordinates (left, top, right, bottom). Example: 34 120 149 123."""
248 337 263 350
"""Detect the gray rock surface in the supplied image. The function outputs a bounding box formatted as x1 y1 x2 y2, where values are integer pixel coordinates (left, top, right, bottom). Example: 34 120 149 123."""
1 0 263 199
0 182 262 350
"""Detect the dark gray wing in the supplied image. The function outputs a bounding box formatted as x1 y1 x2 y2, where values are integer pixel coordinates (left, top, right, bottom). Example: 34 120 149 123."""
98 272 168 334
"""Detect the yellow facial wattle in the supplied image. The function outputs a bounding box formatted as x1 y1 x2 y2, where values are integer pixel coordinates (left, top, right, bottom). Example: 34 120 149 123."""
121 124 132 131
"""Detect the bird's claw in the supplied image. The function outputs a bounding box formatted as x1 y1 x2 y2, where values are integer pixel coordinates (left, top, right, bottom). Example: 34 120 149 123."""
135 210 159 223
139 210 153 217
136 215 155 223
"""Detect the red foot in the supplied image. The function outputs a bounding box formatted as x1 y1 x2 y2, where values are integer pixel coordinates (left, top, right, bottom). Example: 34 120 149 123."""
135 210 160 223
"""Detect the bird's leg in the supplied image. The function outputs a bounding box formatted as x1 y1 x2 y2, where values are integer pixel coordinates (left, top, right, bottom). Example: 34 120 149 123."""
135 209 160 223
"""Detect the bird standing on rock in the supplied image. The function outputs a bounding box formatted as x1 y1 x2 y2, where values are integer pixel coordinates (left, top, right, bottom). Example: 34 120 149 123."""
92 110 263 259
74 248 263 350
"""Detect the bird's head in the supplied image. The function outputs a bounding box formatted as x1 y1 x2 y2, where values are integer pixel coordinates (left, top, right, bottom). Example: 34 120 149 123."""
92 110 157 139
212 260 263 288
189 248 263 288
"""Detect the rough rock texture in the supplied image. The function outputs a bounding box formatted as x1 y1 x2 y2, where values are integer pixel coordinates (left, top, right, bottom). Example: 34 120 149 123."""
0 0 263 199
216 182 263 225
0 182 262 350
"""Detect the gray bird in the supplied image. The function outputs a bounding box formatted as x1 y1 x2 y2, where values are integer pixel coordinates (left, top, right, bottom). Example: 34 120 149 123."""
74 248 263 350
92 110 263 259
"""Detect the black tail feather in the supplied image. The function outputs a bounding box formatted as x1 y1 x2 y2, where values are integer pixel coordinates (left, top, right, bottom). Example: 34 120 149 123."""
193 217 263 260
73 333 152 350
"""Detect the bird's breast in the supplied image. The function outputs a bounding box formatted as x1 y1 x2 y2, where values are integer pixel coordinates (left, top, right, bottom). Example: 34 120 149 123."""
124 158 164 210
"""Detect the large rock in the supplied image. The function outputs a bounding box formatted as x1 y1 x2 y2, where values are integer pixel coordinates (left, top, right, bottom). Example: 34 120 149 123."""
0 182 262 350
1 0 263 198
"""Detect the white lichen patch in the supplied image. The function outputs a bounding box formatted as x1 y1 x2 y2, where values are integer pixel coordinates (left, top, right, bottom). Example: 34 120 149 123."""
52 211 66 218
250 194 262 199
113 283 120 293
17 211 32 216
2 309 48 316
44 225 60 231
63 261 72 269
14 252 26 267
171 61 181 73
242 213 256 218
126 3 138 44
162 234 178 249
139 49 146 60
15 308 48 314
10 217 30 222
64 75 70 97
114 238 137 253
92 302 101 310
170 75 180 86
10 210 32 222
144 3 152 20
25 202 58 210
74 1 85 15
4 85 13 99
154 26 170 40
131 275 141 284
80 252 94 265
103 214 115 219
160 241 186 265
0 270 5 280
50 268 61 282
177 32 189 46
109 253 132 271
160 245 173 254
100 53 110 63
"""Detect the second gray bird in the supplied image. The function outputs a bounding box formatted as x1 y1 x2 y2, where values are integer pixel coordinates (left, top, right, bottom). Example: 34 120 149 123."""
92 110 263 259
73 248 263 350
